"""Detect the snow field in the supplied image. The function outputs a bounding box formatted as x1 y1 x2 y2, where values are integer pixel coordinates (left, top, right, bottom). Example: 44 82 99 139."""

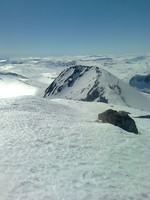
0 96 150 200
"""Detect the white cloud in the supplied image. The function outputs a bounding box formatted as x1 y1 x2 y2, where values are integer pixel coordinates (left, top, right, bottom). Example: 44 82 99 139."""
0 79 37 98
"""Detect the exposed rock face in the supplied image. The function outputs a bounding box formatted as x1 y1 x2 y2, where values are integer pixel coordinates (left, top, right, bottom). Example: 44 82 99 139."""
44 65 150 111
98 109 138 134
44 65 111 103
129 74 150 90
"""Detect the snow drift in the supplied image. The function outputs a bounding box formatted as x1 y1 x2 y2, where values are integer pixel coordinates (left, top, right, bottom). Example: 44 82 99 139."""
44 65 150 111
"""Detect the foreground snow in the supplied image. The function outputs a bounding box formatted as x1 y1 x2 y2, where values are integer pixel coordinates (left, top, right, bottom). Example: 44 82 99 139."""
0 96 150 200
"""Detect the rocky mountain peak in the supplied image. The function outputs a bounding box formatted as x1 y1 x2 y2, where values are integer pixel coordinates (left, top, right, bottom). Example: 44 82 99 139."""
44 65 150 111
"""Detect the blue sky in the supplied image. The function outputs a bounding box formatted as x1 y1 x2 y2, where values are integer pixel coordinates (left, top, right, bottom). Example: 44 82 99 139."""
0 0 150 57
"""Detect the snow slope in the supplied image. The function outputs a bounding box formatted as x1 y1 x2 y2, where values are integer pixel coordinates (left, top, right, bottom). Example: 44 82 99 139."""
0 96 150 200
44 65 150 111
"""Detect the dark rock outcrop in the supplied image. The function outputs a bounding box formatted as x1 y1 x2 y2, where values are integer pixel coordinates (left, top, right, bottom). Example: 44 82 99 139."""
98 109 138 134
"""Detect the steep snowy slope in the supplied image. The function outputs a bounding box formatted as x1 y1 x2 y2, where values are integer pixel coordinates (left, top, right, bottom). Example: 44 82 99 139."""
44 65 150 111
0 96 150 200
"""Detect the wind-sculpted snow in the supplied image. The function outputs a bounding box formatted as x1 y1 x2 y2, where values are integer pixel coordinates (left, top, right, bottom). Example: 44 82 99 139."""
0 97 150 200
44 65 150 111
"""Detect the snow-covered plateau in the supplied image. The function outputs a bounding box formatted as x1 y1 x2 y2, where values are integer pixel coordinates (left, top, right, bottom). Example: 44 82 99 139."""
0 54 150 200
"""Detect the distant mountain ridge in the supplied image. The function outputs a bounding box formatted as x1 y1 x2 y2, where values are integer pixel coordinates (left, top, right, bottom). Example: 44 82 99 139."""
0 72 26 79
129 74 150 89
44 65 150 111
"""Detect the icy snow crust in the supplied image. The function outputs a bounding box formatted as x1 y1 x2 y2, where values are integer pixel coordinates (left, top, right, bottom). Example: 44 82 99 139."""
0 55 150 200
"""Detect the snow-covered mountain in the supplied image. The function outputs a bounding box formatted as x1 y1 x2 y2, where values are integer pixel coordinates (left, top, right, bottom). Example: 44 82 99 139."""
44 65 150 111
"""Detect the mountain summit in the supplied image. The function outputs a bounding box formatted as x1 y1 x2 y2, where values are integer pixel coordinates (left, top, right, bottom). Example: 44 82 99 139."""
44 65 150 111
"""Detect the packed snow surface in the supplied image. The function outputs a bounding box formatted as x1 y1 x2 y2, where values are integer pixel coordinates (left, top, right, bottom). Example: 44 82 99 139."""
0 54 150 200
0 97 150 200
